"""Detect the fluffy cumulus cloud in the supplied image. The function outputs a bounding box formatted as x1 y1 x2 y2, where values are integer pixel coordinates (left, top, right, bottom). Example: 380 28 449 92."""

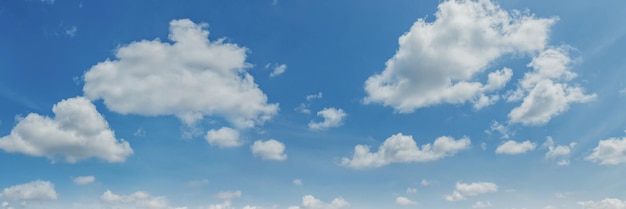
507 47 596 125
1 180 57 201
308 108 347 130
586 136 626 165
578 198 626 209
288 195 350 209
364 0 555 112
73 176 96 185
82 19 278 128
395 196 417 206
341 133 471 169
101 190 183 209
495 140 536 155
0 97 133 163
205 127 242 148
543 137 575 165
444 182 498 202
251 139 287 161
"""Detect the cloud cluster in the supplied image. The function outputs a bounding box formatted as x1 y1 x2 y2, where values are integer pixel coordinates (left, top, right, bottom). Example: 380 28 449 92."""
288 195 350 209
0 97 133 163
495 140 536 155
341 133 470 169
444 182 498 202
586 136 626 165
308 108 347 130
507 47 596 125
1 180 57 201
251 139 287 161
578 198 626 209
101 190 182 209
543 137 575 165
364 0 555 112
83 19 278 128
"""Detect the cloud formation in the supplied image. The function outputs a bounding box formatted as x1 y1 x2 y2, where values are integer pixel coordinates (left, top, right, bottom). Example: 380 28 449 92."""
83 19 278 128
364 0 555 112
308 108 347 130
341 133 470 169
495 140 536 155
578 198 626 209
0 97 133 163
288 195 350 209
101 190 183 209
205 127 242 148
395 196 417 206
1 180 57 201
444 182 498 202
586 136 626 165
73 176 96 185
251 139 287 161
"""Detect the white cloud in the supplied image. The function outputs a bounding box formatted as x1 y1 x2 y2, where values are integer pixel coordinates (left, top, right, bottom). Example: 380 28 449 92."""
82 19 278 128
73 176 95 185
293 179 303 186
269 64 287 77
543 137 575 165
472 201 493 208
396 196 417 206
507 47 596 125
308 108 347 130
495 140 536 155
0 97 133 163
251 139 287 161
1 180 57 201
364 0 555 112
216 191 241 200
444 182 498 202
485 121 511 139
406 187 417 194
421 179 431 186
578 198 626 209
205 127 242 148
306 92 323 101
586 136 626 165
65 26 77 37
289 195 350 209
101 190 181 209
341 133 471 169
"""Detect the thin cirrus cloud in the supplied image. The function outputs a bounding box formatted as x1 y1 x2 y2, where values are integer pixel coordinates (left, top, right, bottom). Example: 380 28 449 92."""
341 133 471 169
82 19 278 129
0 97 133 163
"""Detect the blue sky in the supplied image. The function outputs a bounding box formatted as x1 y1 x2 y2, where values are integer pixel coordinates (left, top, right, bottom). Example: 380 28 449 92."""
1 0 626 209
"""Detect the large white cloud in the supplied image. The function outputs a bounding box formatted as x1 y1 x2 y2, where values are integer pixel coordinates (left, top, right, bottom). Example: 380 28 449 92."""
288 195 350 209
0 97 133 163
101 190 185 209
578 198 626 209
251 139 287 161
586 137 626 165
82 19 278 128
444 182 498 202
308 108 347 130
1 180 57 201
364 0 555 112
495 140 536 155
507 47 596 125
341 133 470 169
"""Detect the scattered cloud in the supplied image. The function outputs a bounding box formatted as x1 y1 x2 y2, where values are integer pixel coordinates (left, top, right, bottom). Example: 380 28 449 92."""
472 201 493 208
186 179 209 187
406 187 417 194
251 139 287 161
364 0 554 112
293 179 302 186
40 0 54 4
216 191 241 200
288 195 350 209
82 19 278 128
341 133 471 169
420 179 431 186
205 127 242 148
485 121 511 139
269 64 287 77
507 47 596 125
495 140 536 155
395 196 417 206
101 190 181 209
586 136 626 165
620 88 626 95
0 180 57 201
444 182 498 202
296 92 323 114
306 92 323 101
73 176 95 185
134 127 146 137
543 137 575 165
308 108 346 130
578 198 626 209
65 26 77 37
0 97 133 163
